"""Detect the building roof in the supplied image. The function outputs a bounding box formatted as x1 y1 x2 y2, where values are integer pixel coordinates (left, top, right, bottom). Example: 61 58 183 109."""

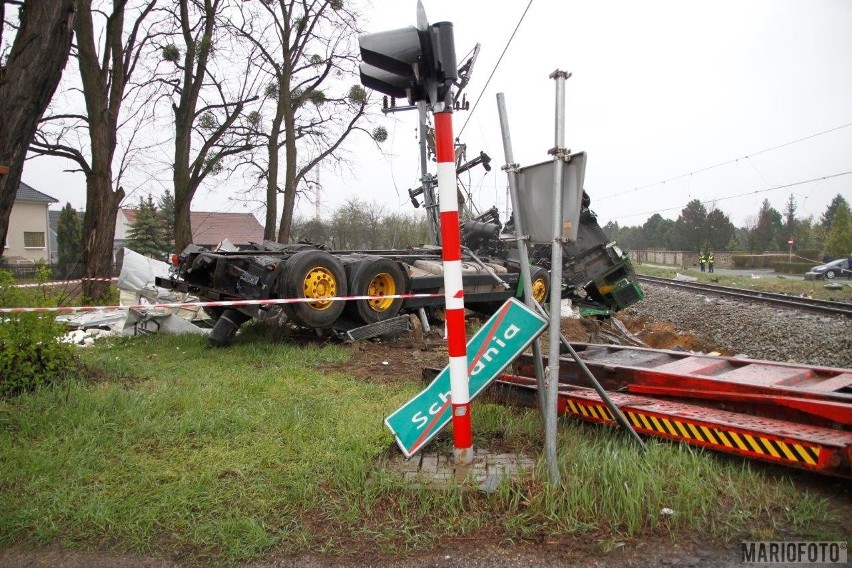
120 208 264 245
190 211 265 245
16 182 59 204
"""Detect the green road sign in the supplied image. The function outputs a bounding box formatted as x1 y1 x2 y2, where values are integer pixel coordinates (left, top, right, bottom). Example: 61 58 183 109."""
385 297 548 458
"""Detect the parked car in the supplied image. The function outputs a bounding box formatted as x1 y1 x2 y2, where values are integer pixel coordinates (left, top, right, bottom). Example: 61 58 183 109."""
803 258 851 280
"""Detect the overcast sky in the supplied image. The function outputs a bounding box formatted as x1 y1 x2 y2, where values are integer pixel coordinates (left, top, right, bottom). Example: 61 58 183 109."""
23 0 852 230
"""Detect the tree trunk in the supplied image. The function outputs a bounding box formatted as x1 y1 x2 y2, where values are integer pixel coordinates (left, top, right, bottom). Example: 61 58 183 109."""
264 112 282 240
173 104 194 250
276 89 298 243
76 0 127 301
0 0 75 258
81 176 122 300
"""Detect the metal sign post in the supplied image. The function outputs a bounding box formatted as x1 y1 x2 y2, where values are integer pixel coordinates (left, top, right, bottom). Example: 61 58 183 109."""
544 69 571 485
496 93 548 417
418 101 439 245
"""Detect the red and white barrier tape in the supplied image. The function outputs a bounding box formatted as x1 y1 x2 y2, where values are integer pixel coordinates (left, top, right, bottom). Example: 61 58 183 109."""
13 277 117 289
0 291 444 315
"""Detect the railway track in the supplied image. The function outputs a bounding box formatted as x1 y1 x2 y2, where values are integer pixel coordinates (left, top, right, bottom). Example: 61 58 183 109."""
637 275 852 318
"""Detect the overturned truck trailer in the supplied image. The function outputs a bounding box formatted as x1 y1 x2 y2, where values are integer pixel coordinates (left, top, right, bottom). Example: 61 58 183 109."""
157 199 642 346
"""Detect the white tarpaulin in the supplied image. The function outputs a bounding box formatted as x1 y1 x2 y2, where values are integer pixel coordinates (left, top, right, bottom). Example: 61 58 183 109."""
117 248 172 302
57 247 209 339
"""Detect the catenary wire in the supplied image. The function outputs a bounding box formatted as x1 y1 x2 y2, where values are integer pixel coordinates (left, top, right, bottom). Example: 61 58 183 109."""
596 121 852 202
598 170 852 223
457 0 534 138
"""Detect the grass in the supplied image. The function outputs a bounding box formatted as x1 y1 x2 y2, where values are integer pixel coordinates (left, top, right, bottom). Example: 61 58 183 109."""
0 328 841 565
635 263 852 301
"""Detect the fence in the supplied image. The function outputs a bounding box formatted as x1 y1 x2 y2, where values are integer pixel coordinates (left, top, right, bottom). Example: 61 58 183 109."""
630 250 822 271
631 250 735 269
0 262 119 282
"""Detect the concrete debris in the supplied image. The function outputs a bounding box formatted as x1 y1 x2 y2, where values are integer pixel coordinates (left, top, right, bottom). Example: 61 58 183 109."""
60 327 120 347
560 298 579 317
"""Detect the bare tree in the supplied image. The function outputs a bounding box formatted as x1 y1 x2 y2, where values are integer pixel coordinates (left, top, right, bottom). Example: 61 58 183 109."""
162 0 258 250
230 0 375 243
0 0 75 260
30 0 159 300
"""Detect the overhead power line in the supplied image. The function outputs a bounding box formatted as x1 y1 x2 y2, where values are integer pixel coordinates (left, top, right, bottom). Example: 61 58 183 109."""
457 0 534 138
599 170 852 224
596 121 852 202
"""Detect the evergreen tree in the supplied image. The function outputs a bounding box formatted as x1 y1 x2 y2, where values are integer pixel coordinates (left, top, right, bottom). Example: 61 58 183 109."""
158 190 176 252
126 196 166 258
820 194 849 230
642 214 674 249
705 208 736 251
672 199 707 252
783 194 797 240
748 199 783 252
56 202 83 270
824 200 852 259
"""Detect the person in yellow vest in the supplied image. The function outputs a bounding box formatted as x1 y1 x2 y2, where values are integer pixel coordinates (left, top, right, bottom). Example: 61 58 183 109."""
707 252 715 273
699 252 706 272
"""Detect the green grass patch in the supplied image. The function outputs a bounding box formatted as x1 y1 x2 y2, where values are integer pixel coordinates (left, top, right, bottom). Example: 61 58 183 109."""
0 332 838 565
635 264 850 301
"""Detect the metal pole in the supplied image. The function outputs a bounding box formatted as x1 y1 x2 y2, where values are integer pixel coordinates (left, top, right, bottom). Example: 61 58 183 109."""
418 101 439 245
544 69 569 485
495 93 548 419
433 102 473 466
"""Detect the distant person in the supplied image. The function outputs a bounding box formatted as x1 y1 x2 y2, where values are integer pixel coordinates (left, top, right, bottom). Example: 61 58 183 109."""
823 253 832 263
699 253 706 272
847 253 852 279
708 252 715 273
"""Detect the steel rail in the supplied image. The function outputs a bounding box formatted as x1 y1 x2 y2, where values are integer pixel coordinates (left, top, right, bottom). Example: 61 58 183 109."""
637 275 852 317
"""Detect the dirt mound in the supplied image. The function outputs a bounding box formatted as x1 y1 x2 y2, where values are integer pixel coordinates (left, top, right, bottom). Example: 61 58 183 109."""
618 314 724 353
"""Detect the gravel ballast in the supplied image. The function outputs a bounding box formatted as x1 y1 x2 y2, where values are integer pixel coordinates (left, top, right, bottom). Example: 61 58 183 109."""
626 284 852 369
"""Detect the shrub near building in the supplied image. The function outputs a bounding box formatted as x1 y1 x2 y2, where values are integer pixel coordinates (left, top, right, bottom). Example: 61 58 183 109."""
0 269 78 398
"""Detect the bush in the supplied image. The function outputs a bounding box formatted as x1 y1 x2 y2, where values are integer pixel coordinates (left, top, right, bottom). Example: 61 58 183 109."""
771 261 813 274
0 269 78 398
796 249 820 263
731 254 789 268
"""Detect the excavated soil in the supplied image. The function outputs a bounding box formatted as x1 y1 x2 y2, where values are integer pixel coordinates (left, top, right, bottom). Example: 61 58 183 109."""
318 312 719 384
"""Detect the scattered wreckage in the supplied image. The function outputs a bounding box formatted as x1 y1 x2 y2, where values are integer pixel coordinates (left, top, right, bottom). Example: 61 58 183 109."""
156 197 644 347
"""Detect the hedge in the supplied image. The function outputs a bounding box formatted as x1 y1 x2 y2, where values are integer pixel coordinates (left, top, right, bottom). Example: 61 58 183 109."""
771 261 814 274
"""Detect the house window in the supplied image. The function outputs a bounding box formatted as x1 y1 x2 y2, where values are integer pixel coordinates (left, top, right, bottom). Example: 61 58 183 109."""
24 231 45 248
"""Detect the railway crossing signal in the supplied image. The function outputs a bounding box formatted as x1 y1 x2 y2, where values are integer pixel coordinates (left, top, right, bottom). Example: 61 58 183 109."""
358 18 457 105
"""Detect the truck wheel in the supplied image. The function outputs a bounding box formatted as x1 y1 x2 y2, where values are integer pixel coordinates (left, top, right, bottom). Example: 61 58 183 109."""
346 258 406 324
530 266 550 304
279 250 347 328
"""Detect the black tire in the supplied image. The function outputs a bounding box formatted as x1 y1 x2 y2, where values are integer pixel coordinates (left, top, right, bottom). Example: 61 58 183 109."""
825 269 836 279
208 309 251 347
279 250 347 328
529 266 550 304
345 258 407 324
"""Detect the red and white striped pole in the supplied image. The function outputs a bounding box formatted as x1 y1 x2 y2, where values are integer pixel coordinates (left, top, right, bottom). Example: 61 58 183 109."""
434 105 473 465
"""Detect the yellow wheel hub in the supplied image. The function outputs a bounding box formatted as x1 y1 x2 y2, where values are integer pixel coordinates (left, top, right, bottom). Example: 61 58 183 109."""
367 272 396 312
532 277 548 303
303 267 337 310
